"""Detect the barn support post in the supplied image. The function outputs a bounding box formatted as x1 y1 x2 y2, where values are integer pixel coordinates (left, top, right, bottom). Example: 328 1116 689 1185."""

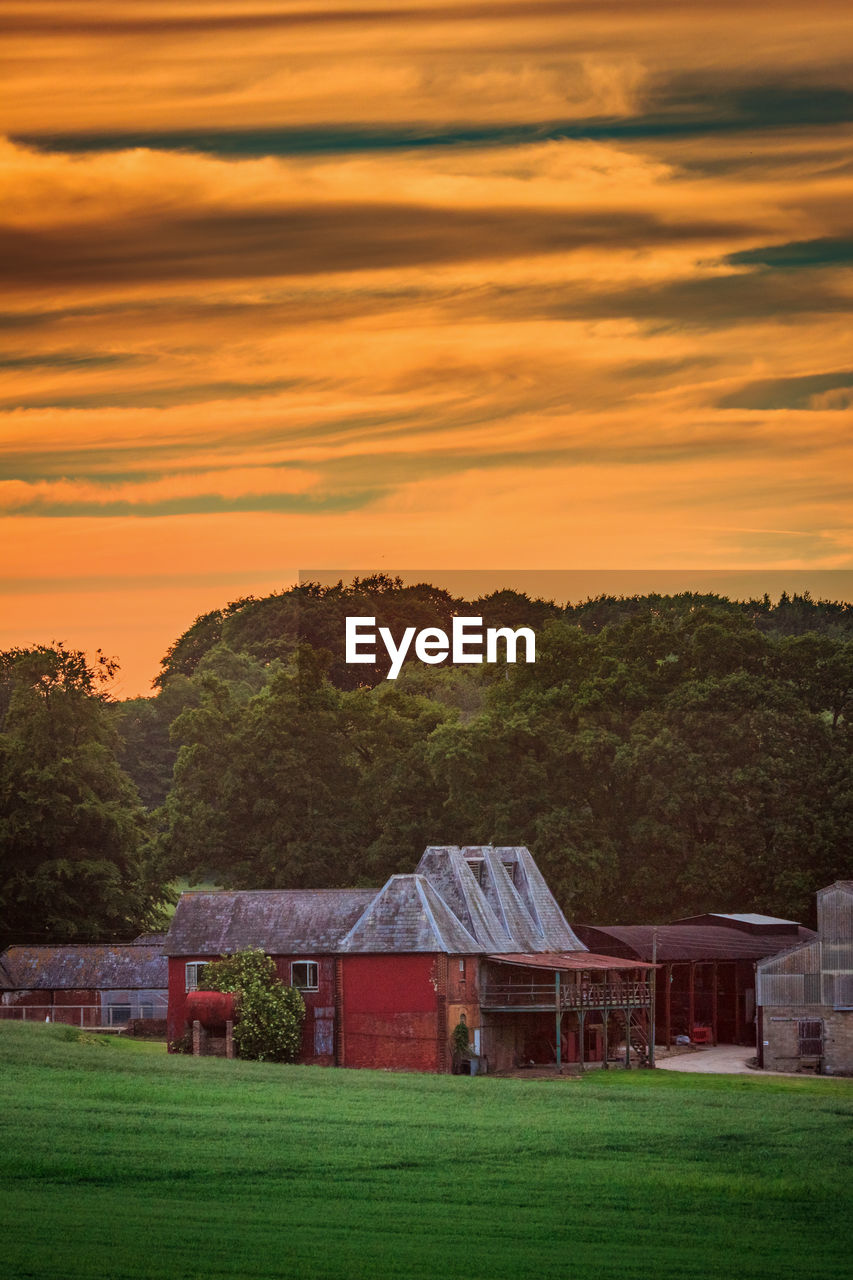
734 965 742 1043
665 964 672 1048
602 1007 609 1069
624 1009 631 1068
555 972 561 1072
688 963 695 1039
712 962 718 1045
649 937 657 1068
578 1010 586 1071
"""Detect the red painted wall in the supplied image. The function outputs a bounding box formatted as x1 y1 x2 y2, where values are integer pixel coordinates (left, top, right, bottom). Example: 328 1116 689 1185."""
340 954 443 1072
167 954 337 1064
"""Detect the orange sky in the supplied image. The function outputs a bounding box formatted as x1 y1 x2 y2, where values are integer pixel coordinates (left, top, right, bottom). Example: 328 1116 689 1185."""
2 2 853 695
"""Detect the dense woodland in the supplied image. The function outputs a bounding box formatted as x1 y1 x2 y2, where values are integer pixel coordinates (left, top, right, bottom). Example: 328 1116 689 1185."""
2 578 852 945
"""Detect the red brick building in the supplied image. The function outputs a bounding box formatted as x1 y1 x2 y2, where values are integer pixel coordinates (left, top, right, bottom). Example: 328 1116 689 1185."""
165 845 653 1073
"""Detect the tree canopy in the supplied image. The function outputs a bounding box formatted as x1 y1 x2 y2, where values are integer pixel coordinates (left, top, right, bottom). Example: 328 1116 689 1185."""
0 644 168 946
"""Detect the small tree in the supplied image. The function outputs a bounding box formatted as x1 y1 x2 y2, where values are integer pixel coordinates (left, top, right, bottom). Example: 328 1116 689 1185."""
199 948 305 1063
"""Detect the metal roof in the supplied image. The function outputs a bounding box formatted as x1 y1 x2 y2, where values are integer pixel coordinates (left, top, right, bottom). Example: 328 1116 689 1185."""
488 952 657 972
0 945 167 991
163 889 377 956
671 912 800 933
572 923 816 963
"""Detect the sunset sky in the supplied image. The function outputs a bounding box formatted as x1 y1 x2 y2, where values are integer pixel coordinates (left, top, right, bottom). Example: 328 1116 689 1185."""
2 1 853 695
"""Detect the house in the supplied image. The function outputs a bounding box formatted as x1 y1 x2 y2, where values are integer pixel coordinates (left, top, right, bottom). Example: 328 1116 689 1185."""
164 845 655 1073
756 881 853 1075
0 936 168 1028
574 914 815 1047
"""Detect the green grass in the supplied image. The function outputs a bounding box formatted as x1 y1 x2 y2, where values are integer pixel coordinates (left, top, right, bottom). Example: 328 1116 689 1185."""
2 1023 851 1280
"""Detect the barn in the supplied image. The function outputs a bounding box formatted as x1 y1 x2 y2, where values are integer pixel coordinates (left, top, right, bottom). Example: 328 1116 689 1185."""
164 845 654 1073
575 914 815 1048
0 937 167 1028
757 881 853 1075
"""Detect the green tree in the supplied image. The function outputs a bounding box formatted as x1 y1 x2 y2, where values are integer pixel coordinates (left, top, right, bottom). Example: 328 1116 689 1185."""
199 948 305 1062
0 645 168 945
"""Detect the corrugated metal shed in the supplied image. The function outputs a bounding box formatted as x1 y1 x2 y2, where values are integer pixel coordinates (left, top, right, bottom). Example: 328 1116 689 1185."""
573 923 816 963
0 945 167 990
163 889 377 956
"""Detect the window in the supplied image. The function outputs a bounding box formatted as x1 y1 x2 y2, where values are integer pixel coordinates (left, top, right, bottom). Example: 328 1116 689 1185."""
459 959 466 981
185 962 209 992
466 859 485 886
797 1020 822 1057
501 860 517 886
291 961 319 991
109 1005 132 1026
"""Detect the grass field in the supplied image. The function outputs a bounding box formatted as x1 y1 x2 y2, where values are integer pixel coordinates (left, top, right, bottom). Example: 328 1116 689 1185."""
2 1023 851 1280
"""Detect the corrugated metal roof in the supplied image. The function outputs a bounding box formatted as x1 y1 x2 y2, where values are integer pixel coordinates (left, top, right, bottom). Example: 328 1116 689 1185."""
573 923 816 963
163 889 378 956
671 912 800 932
488 952 656 972
0 945 167 991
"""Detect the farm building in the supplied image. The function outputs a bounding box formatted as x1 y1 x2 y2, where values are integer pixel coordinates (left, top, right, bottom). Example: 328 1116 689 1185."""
0 936 167 1028
757 881 853 1075
164 845 655 1073
574 913 815 1048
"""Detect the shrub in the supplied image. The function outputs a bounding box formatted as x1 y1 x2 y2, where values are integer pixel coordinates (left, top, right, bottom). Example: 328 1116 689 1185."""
199 948 306 1063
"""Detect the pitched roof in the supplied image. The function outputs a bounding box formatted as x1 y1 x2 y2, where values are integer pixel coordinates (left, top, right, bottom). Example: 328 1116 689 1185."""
573 923 816 963
0 945 167 991
163 846 588 958
163 889 377 956
339 876 481 953
414 846 586 953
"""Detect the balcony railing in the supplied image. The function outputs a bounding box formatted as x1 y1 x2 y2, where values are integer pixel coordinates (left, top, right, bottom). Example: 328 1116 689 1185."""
480 981 651 1011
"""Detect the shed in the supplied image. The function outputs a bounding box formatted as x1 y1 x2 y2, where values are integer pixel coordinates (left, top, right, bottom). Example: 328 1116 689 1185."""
0 943 168 1028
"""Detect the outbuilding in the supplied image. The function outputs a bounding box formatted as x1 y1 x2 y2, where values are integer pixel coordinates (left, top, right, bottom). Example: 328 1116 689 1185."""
756 881 853 1075
0 937 167 1028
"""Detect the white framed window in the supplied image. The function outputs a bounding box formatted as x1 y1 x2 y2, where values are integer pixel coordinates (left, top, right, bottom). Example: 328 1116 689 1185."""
291 961 319 991
185 961 209 992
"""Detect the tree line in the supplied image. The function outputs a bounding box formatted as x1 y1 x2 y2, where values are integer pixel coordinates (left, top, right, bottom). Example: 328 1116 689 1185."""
2 580 852 945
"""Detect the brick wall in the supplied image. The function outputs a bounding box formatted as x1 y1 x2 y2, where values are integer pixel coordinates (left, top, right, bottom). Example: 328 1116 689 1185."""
340 953 443 1071
761 1004 853 1075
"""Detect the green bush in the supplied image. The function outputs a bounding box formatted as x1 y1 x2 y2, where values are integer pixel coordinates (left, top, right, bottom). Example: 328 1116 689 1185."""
199 948 305 1063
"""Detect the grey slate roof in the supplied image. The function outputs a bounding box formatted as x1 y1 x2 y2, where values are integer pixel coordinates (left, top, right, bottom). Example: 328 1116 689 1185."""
414 846 586 953
339 876 481 953
163 889 377 957
0 945 167 991
163 846 587 958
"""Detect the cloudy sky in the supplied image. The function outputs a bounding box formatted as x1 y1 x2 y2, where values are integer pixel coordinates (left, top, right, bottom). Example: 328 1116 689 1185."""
2 1 852 693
